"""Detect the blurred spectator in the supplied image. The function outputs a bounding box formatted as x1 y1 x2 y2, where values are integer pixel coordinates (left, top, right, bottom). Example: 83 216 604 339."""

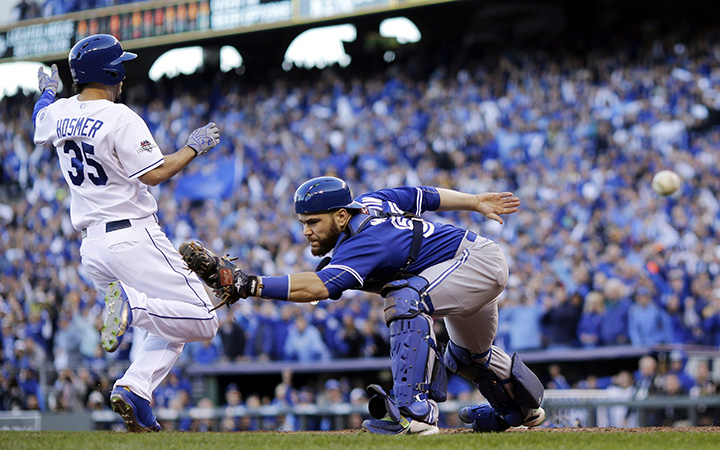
546 364 572 390
599 278 632 346
283 316 331 362
657 374 691 427
663 294 694 344
577 291 605 348
154 369 191 409
317 378 346 431
541 282 582 348
597 370 635 428
701 289 720 345
335 314 365 359
49 368 88 412
632 355 662 427
499 290 543 352
216 311 246 362
690 359 719 426
190 397 216 432
666 351 696 393
628 286 672 346
243 302 277 362
187 338 223 366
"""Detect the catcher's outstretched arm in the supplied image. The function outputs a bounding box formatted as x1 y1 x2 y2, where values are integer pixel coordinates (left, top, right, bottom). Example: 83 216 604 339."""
180 240 330 310
274 272 329 303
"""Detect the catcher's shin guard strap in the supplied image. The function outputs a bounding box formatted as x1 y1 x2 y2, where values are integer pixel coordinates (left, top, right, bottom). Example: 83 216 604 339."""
257 275 290 300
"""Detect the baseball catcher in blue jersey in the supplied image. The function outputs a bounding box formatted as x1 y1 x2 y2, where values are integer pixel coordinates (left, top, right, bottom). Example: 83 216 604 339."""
181 176 545 435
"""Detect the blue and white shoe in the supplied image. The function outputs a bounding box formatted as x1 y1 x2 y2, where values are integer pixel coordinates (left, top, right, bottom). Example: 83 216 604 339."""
459 403 545 432
101 281 132 352
362 416 439 435
110 387 161 432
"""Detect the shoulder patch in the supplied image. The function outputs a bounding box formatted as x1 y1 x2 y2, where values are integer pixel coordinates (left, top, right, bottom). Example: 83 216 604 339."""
137 139 156 153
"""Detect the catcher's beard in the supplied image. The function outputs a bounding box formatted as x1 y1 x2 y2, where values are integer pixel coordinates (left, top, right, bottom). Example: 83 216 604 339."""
310 220 342 256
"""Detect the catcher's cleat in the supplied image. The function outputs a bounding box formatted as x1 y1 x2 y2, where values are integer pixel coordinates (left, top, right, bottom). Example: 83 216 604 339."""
361 416 439 436
459 404 545 432
522 407 546 428
101 281 132 352
110 387 161 432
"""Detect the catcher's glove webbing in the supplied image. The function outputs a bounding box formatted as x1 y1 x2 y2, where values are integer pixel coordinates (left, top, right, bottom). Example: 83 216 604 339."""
179 241 250 311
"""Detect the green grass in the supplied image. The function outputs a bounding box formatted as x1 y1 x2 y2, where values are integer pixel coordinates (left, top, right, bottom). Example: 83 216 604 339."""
2 429 719 450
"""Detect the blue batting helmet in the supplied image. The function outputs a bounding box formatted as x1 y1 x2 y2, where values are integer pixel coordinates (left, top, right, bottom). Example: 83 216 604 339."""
294 176 364 214
69 34 137 85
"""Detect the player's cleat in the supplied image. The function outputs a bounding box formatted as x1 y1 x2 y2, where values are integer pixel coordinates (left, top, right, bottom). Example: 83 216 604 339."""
101 281 132 352
361 416 439 435
459 404 545 432
110 387 161 432
522 407 546 428
459 403 509 432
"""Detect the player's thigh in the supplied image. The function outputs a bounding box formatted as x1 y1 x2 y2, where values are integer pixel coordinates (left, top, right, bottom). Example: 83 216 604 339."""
422 243 508 317
83 225 209 302
443 297 499 353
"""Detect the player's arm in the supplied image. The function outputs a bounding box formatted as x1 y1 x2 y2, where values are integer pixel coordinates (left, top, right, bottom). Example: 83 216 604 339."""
138 122 220 186
138 147 197 186
435 187 520 224
217 271 329 304
32 64 60 125
286 272 330 302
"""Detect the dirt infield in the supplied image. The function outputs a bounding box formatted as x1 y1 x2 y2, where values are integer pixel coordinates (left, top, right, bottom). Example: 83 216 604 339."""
442 426 720 434
324 426 720 434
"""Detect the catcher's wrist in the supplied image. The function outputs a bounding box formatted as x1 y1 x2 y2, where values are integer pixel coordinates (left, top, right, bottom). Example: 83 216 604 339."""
255 275 290 300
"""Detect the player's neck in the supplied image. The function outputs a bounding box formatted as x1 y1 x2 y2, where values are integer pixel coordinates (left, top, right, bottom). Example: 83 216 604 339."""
78 84 120 102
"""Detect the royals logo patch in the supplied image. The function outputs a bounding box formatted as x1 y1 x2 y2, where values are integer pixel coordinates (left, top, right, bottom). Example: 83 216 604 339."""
137 139 155 153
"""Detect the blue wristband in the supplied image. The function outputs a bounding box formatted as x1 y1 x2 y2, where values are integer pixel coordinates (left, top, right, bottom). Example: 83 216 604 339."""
258 275 290 300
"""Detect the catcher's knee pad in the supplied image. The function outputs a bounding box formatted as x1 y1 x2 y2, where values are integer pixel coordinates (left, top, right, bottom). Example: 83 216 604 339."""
382 277 446 423
381 276 435 321
444 341 542 425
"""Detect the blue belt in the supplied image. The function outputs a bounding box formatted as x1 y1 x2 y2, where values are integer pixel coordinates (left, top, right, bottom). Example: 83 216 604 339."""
105 219 132 232
465 230 478 242
81 219 131 238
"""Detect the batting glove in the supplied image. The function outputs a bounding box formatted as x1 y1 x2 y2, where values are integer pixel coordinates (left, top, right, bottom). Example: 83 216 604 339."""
186 122 220 155
38 63 60 96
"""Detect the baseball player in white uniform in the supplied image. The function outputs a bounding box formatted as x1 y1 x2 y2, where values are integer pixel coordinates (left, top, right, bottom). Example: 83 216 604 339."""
32 34 220 432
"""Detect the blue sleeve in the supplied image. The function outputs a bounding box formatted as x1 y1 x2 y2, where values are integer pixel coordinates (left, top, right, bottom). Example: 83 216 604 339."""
358 186 441 214
32 90 56 124
316 233 392 298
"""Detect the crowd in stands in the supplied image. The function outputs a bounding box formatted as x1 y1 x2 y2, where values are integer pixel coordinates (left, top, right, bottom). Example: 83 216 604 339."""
2 20 720 427
12 0 146 21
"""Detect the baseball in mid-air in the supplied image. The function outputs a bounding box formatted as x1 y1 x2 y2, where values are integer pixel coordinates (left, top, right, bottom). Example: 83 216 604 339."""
651 170 681 196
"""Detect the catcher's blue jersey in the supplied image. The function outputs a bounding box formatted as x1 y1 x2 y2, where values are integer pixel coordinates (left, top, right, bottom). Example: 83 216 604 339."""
316 186 471 298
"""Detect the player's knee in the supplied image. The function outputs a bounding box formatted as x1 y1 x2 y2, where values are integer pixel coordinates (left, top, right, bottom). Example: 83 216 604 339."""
199 315 219 341
381 276 433 324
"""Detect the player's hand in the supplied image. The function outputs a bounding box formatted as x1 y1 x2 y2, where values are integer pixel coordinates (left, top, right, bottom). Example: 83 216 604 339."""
186 122 220 155
38 63 60 95
476 192 520 224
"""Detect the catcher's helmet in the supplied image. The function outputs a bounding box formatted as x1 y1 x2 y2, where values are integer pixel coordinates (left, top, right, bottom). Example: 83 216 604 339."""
294 176 364 214
69 34 136 85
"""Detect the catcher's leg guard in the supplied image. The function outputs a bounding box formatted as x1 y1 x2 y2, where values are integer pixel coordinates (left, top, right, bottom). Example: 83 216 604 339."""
374 276 446 424
444 341 544 429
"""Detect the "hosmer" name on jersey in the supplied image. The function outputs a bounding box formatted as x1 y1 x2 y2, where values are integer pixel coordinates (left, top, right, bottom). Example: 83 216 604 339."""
56 117 104 139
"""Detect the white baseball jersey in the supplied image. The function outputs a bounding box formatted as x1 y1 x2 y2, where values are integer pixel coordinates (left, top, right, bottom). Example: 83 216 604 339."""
33 95 164 231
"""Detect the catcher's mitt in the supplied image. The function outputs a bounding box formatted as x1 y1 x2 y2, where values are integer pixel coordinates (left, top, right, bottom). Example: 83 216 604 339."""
179 241 245 311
